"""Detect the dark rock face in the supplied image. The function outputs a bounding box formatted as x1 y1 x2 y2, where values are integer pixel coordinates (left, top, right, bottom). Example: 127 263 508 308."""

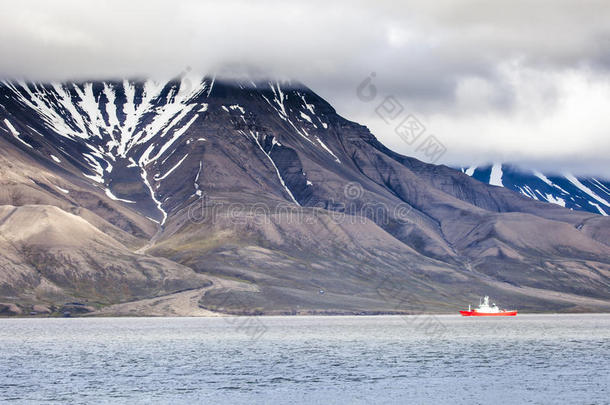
60 303 95 314
0 77 609 314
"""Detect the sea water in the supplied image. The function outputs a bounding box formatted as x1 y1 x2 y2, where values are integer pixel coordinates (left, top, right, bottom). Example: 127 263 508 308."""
0 314 608 404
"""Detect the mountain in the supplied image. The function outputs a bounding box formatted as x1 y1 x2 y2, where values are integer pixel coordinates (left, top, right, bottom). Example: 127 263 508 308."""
0 77 609 316
460 164 610 216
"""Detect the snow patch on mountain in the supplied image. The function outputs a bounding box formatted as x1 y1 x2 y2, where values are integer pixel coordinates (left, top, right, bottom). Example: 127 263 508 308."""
589 202 608 216
545 194 565 207
247 129 300 206
194 161 203 197
315 136 341 163
465 166 476 176
564 174 610 208
105 188 136 204
533 171 569 194
489 163 503 187
3 118 32 148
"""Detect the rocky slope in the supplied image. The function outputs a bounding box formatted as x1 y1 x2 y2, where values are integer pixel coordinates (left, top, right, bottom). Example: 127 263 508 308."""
0 77 609 315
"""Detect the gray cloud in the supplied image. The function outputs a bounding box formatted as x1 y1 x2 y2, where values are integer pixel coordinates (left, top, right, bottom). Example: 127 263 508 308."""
1 0 609 176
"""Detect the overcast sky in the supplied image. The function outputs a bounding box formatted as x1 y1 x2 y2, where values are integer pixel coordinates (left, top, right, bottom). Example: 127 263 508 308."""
1 0 609 176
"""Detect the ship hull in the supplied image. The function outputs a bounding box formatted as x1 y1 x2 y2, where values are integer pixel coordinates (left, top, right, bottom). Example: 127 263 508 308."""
460 310 517 316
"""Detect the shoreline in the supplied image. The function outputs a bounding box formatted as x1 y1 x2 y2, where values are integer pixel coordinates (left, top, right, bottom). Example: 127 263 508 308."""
3 311 610 319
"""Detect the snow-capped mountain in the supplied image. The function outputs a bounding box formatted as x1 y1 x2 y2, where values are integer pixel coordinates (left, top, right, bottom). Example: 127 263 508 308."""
460 164 610 216
1 77 609 315
0 77 339 225
1 77 212 224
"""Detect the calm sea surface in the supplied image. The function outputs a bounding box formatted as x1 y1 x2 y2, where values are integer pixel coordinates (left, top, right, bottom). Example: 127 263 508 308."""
0 314 608 404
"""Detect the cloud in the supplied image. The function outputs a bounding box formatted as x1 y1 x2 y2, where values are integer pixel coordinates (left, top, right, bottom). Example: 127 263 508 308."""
0 0 609 176
351 63 610 177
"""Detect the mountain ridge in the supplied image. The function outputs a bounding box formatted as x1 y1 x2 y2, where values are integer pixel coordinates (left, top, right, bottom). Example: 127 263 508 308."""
0 77 609 316
460 163 609 216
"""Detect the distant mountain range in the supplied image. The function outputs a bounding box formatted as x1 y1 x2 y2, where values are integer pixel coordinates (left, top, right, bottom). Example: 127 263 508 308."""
0 77 609 316
460 164 609 216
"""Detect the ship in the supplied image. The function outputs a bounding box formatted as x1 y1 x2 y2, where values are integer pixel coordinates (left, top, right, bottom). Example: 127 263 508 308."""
459 296 517 316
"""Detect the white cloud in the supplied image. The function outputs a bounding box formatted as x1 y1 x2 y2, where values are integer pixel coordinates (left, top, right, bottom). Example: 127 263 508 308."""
360 65 610 176
0 0 609 176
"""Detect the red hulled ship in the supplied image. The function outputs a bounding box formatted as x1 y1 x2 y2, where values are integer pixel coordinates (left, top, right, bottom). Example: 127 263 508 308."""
460 296 517 316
